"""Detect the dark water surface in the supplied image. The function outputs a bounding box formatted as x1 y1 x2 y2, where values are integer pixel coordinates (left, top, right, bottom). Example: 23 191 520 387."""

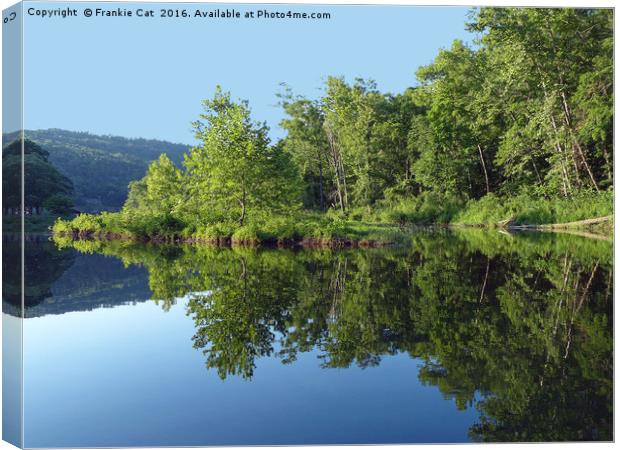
3 229 613 446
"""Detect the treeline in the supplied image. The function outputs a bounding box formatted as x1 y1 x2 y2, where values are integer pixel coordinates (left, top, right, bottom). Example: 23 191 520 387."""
279 7 613 218
54 7 613 241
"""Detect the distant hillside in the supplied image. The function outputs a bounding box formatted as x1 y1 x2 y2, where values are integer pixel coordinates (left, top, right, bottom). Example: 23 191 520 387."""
3 129 190 212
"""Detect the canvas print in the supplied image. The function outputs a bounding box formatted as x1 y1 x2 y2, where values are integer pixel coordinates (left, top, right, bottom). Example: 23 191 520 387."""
2 1 614 447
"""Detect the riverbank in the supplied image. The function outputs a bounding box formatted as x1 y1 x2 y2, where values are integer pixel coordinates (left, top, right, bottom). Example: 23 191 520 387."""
51 212 411 247
374 191 613 228
450 216 613 242
500 215 613 235
52 230 397 248
50 192 613 246
51 212 613 248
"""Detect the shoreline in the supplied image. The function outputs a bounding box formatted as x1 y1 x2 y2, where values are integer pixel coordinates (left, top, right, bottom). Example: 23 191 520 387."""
51 214 613 248
53 230 396 249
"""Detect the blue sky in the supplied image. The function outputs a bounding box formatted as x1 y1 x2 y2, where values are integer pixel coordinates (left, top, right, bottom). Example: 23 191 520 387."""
23 2 474 144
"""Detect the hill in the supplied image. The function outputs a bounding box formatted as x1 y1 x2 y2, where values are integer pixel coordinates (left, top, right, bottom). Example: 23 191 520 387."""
3 129 190 212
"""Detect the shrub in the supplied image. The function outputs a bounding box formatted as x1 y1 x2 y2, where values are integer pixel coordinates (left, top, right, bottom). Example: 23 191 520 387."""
378 192 464 225
198 221 237 240
70 213 105 233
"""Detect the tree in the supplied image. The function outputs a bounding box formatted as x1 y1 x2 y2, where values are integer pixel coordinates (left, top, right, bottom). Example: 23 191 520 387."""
469 7 613 196
3 139 74 214
43 193 74 214
279 87 332 210
183 87 299 226
413 41 497 198
144 153 184 215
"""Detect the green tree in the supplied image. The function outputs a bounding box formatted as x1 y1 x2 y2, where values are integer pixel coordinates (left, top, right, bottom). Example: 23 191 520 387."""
183 87 299 226
144 153 184 215
279 88 332 210
43 193 74 214
413 41 497 198
469 7 613 196
3 139 74 214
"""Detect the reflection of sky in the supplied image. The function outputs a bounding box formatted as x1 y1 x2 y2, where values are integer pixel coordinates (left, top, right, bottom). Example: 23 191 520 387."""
23 296 479 447
23 2 474 143
2 313 23 447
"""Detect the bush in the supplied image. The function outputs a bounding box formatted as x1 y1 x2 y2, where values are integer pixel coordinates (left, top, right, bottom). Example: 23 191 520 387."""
377 192 464 225
256 216 301 240
43 194 74 214
70 213 106 233
232 224 260 242
197 221 238 240
119 210 185 238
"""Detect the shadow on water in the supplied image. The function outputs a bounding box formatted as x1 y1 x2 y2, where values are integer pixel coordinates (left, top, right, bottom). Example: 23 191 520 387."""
2 233 152 318
36 229 616 441
2 234 76 314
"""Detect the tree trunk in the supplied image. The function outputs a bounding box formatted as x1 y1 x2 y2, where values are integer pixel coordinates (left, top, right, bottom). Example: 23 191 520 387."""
332 151 344 212
324 124 345 212
572 139 600 192
558 90 600 192
548 112 572 197
339 157 348 210
532 159 543 185
238 189 246 226
538 78 572 196
477 144 490 194
318 153 325 211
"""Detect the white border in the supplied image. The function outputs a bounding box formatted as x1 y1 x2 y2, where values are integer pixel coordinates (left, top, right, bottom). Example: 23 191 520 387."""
0 1 616 450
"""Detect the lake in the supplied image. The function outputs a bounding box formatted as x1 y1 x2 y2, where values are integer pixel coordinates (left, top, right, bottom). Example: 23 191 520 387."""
2 229 613 446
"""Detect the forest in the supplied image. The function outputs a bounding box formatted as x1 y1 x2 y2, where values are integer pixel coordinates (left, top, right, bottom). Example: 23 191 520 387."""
53 7 613 244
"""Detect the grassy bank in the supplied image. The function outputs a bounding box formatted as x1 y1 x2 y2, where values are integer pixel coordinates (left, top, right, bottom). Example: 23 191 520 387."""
371 191 613 230
51 209 410 247
51 191 613 246
452 191 613 227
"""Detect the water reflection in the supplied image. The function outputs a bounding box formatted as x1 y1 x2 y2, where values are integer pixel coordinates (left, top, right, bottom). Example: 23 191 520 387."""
50 230 613 441
3 234 151 318
3 234 75 313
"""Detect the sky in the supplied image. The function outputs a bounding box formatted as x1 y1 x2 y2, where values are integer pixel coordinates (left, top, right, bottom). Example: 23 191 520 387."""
22 2 475 144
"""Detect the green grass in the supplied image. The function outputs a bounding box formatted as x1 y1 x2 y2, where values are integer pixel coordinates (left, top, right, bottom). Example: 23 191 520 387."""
370 191 464 225
52 209 409 245
52 190 613 244
452 191 613 226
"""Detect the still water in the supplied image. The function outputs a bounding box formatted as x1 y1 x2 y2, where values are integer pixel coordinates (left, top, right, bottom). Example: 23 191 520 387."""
3 229 613 446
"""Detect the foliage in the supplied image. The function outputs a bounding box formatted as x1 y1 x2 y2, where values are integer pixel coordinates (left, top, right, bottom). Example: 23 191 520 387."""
375 191 464 224
43 193 74 214
277 7 612 220
3 139 74 208
50 8 613 240
183 87 301 226
453 191 613 225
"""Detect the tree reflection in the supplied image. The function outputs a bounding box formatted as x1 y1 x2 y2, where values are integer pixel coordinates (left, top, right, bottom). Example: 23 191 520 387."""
55 230 613 441
3 234 75 313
